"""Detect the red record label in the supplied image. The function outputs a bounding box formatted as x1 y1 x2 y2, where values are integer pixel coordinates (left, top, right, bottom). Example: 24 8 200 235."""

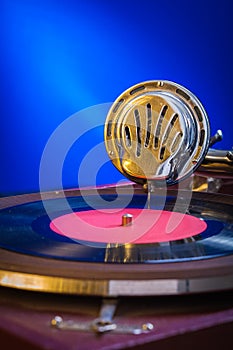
50 209 207 244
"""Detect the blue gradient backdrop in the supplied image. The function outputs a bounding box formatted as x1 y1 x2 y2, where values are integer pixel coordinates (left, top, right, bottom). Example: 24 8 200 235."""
1 0 233 195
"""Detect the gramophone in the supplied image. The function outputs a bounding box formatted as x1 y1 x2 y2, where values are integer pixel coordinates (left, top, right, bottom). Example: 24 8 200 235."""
0 80 232 340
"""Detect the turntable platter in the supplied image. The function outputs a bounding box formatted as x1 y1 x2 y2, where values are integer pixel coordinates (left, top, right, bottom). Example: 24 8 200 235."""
0 185 232 296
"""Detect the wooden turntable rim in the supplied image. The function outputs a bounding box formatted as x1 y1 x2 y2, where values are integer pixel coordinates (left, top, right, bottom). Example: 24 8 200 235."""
0 248 233 296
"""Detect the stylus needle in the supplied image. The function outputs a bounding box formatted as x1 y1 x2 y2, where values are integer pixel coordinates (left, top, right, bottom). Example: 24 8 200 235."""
51 298 154 335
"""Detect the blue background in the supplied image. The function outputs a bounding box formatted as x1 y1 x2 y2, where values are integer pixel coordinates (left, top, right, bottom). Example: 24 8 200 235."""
1 0 233 195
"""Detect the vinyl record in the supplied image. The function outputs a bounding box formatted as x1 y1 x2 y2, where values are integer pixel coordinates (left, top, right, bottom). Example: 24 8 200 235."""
0 186 232 296
0 187 232 263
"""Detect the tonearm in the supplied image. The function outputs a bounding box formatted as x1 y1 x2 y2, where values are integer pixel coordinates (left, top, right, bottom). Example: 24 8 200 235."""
104 80 233 191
